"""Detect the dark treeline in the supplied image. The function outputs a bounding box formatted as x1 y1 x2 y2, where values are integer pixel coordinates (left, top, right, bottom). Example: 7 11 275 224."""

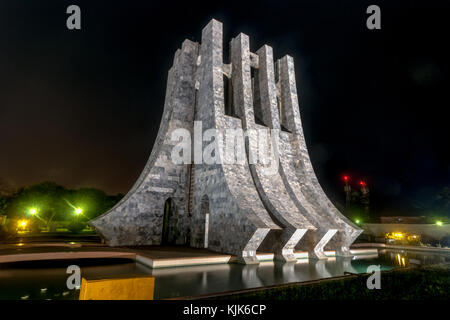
0 180 123 223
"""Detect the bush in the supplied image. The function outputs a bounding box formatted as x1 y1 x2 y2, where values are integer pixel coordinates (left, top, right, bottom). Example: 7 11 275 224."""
0 224 15 240
66 221 87 233
208 264 450 300
441 236 450 248
28 220 44 233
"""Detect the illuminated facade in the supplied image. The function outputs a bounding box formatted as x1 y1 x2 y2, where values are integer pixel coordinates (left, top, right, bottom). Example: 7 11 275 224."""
90 19 362 264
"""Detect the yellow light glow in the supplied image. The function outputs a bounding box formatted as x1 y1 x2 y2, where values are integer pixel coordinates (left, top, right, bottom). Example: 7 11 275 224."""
29 208 37 215
436 221 443 226
355 219 360 224
386 232 406 241
75 208 83 215
18 220 28 228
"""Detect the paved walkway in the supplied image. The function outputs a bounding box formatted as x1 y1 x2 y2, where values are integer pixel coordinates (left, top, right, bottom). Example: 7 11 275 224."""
0 242 233 266
0 240 378 267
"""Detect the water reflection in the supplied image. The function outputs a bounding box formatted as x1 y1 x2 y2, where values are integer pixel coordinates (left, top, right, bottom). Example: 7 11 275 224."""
1 249 449 300
381 249 448 267
152 256 380 298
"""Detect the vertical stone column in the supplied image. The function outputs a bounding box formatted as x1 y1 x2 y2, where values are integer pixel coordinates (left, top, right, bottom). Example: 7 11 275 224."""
277 55 362 257
279 56 303 134
192 20 281 264
230 33 255 127
255 45 280 129
231 34 315 262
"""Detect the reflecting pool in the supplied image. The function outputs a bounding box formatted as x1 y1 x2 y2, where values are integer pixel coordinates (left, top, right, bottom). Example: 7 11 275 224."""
0 249 448 300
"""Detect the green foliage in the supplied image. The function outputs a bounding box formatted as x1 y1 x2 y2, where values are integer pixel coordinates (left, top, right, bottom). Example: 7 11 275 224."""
5 182 67 223
66 220 88 233
1 181 122 223
0 225 10 240
0 221 17 240
0 196 9 215
0 178 13 215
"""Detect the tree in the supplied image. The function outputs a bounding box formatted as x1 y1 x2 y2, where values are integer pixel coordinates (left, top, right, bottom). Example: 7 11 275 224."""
4 182 67 225
63 187 122 221
3 181 123 224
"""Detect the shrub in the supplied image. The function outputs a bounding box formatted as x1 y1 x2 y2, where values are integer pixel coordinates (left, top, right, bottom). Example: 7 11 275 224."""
66 221 87 233
0 224 15 240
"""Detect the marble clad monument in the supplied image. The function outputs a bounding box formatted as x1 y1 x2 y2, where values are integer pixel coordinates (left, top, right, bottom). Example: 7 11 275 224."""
90 19 362 264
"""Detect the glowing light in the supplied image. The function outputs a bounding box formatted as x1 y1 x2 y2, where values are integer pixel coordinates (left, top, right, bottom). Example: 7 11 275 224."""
18 220 28 228
344 176 349 181
29 208 37 215
355 219 360 224
386 232 404 240
75 208 83 215
360 181 366 186
394 232 403 239
436 221 443 226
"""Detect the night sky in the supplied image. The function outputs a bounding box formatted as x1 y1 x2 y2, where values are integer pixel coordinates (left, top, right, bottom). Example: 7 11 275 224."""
0 0 448 216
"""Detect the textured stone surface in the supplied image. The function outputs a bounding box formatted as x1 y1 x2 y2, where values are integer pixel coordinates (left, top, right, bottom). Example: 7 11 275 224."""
189 20 280 264
90 19 362 263
90 39 198 246
276 55 362 256
230 33 315 262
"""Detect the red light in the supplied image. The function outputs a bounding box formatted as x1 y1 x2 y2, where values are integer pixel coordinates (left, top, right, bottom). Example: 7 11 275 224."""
360 181 366 186
344 176 349 181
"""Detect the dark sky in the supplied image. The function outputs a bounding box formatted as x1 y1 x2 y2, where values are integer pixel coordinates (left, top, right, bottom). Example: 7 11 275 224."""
0 0 448 216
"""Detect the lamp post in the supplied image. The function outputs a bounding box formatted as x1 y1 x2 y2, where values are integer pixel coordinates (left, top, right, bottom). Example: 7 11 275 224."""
74 208 83 221
28 208 45 223
360 180 370 218
343 176 351 209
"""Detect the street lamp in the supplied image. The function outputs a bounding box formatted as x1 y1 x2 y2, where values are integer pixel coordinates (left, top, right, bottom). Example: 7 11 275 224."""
17 219 29 231
360 180 370 218
27 207 45 224
343 175 351 208
75 208 83 215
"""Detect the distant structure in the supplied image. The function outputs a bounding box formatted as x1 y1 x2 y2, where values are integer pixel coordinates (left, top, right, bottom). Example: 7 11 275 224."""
91 19 361 264
380 216 426 224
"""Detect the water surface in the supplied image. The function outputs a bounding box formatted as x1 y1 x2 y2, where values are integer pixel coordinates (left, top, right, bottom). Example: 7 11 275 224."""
0 249 448 300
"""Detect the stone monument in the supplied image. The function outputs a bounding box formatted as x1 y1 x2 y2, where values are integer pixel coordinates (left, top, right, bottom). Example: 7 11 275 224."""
90 19 362 264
